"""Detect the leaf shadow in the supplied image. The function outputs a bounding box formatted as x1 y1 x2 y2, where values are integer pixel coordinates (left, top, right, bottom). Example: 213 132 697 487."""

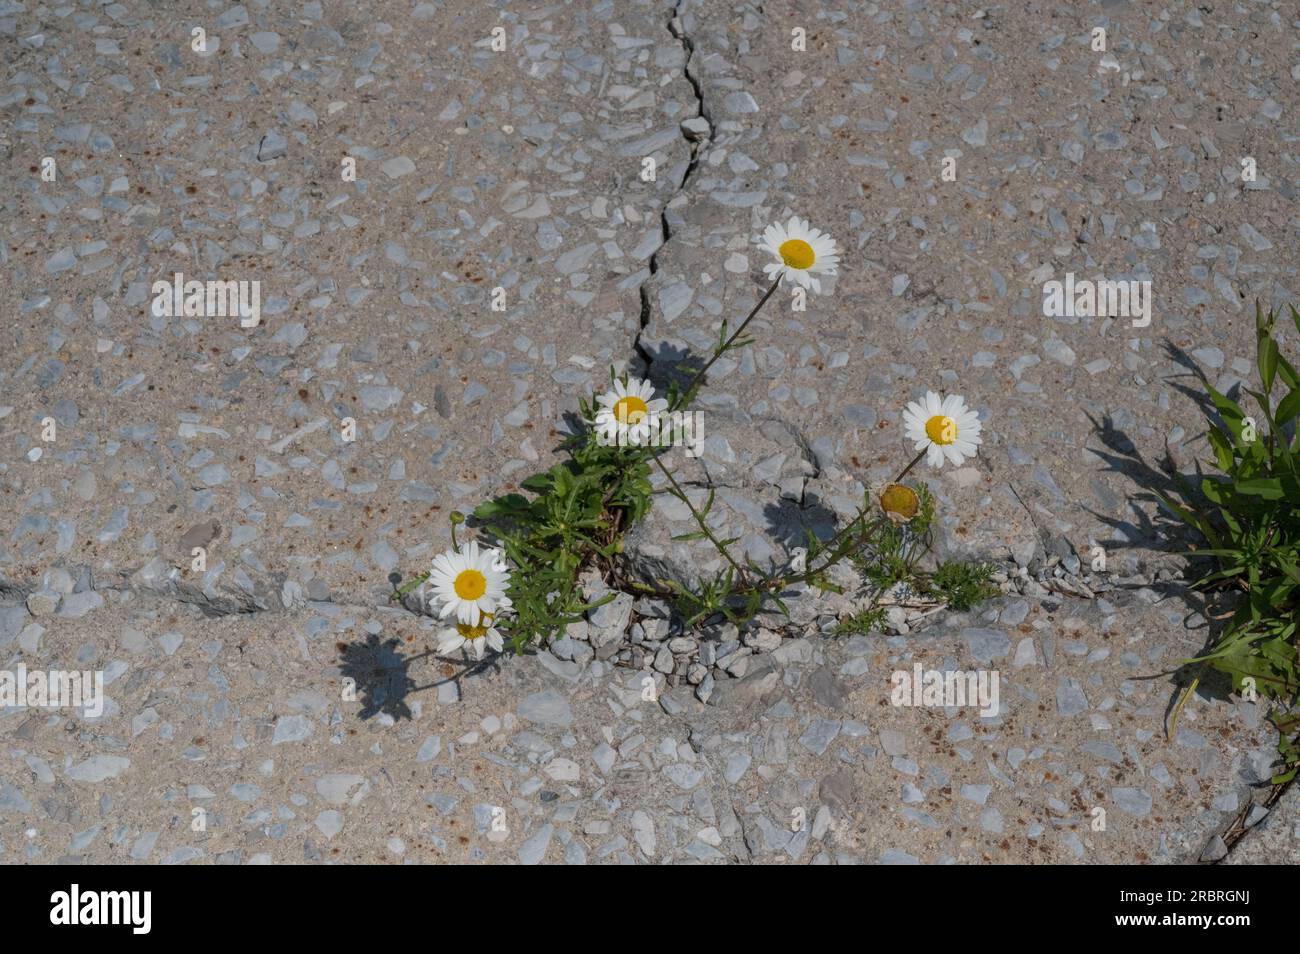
1080 340 1246 712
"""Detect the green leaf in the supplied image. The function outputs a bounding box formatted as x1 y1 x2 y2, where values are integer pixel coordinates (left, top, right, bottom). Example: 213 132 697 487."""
1206 427 1236 473
1276 555 1300 587
474 493 531 517
699 488 715 518
1275 388 1300 426
520 472 555 493
1259 335 1279 395
1205 383 1247 441
1235 477 1286 499
1278 352 1300 391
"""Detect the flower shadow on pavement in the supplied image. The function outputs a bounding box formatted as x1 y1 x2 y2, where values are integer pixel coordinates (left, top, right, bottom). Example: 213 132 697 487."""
336 631 499 721
638 339 707 395
762 494 838 556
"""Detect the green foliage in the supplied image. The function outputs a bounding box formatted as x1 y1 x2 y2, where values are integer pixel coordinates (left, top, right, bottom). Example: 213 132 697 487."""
391 291 997 659
855 484 937 591
467 411 655 652
1161 302 1300 783
926 561 998 612
831 606 888 637
838 485 995 624
660 565 763 628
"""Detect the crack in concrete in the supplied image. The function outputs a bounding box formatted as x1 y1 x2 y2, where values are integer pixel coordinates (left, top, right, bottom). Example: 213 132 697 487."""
0 566 384 621
634 0 713 371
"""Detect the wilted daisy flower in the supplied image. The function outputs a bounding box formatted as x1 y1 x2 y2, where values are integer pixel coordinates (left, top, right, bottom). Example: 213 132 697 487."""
903 391 983 469
592 376 668 447
437 610 505 660
758 216 840 293
879 483 920 523
427 541 510 624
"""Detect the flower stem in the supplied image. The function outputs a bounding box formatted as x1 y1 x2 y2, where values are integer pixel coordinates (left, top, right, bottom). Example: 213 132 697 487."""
801 507 882 582
673 276 783 410
651 454 749 582
705 441 931 606
893 447 928 484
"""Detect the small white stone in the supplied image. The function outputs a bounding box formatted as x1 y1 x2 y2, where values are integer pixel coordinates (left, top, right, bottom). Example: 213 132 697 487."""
25 591 58 616
1013 637 1037 668
544 758 580 782
381 155 416 178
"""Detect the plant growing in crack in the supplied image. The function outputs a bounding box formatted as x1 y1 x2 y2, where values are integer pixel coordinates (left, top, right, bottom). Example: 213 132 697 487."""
393 215 997 657
1161 302 1300 784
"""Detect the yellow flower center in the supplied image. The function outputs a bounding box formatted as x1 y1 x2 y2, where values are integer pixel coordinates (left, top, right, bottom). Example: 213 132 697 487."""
925 415 957 445
458 613 493 640
779 238 815 270
453 568 487 600
614 395 649 425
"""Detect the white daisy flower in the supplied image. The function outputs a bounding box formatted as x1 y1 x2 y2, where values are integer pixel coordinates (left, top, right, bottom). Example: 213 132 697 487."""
436 611 505 660
427 540 510 624
758 216 840 293
902 391 983 469
592 376 668 447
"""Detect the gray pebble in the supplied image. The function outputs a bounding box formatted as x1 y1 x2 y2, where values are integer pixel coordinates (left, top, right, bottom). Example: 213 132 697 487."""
517 689 572 727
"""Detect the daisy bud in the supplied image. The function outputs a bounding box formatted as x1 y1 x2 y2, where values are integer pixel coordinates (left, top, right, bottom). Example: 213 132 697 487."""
880 483 920 523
